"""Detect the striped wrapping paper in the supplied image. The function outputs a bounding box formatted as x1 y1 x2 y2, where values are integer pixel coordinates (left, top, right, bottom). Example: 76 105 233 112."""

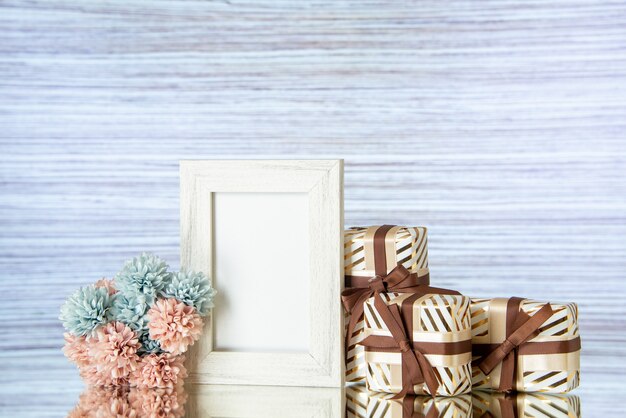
362 293 473 397
344 226 429 383
471 297 581 393
472 391 581 417
366 392 472 418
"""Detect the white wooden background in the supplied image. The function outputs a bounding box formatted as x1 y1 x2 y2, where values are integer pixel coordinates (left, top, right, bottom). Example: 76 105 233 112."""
1 0 625 416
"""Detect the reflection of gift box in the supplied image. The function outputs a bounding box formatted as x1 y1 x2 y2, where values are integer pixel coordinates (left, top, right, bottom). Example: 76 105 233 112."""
344 225 431 383
471 297 581 393
346 384 369 418
361 292 473 396
472 391 581 417
367 392 472 418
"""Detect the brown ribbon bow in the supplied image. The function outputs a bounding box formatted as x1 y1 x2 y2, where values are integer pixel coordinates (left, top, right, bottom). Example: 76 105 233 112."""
477 297 554 392
362 280 442 398
342 225 462 397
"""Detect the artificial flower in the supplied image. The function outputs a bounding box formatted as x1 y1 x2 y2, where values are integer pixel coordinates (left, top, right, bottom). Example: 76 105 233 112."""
91 321 141 379
115 253 170 304
79 363 130 387
63 333 91 367
111 293 150 332
160 270 216 316
147 298 203 355
130 353 187 389
95 278 117 296
60 285 113 337
137 331 163 355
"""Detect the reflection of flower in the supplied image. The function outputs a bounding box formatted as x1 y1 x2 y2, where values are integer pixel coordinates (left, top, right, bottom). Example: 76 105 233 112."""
161 270 216 316
115 253 170 304
131 354 187 389
148 298 203 355
63 333 91 367
69 386 186 418
92 321 141 379
95 278 117 295
112 293 150 332
129 386 187 418
60 285 113 337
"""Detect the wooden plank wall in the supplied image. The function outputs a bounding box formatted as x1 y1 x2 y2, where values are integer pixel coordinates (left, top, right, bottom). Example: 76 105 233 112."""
1 0 625 415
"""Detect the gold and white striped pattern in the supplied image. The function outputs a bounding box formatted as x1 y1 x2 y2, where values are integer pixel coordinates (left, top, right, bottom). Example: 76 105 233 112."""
367 392 472 418
472 391 581 418
470 298 581 393
363 293 473 396
346 385 369 418
344 226 429 277
344 226 430 383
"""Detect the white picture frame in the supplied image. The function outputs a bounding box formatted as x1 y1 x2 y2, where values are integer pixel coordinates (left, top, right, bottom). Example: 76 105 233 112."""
180 160 344 387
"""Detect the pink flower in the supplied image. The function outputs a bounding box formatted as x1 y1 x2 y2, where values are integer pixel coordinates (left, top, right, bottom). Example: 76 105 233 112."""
128 386 187 418
130 354 187 389
63 333 91 367
79 363 130 387
95 278 117 295
91 322 141 379
147 299 203 355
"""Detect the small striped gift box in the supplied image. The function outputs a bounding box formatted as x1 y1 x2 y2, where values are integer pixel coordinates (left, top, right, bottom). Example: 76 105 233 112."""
470 297 581 393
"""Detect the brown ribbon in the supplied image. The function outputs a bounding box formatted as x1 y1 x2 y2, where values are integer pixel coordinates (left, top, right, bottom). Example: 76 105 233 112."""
342 225 446 355
360 285 441 398
476 297 555 392
403 396 439 418
341 225 461 397
479 393 518 418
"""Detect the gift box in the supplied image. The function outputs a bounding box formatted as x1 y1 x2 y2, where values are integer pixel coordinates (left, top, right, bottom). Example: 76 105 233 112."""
346 385 369 418
343 225 431 383
472 390 581 417
361 292 473 397
470 297 581 393
366 392 472 418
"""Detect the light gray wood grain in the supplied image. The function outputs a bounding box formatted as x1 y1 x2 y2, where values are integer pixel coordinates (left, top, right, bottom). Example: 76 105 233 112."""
0 0 625 416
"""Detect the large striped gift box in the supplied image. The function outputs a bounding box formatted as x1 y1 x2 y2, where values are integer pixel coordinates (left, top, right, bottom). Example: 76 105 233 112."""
470 297 581 393
472 391 581 418
344 225 430 383
361 292 473 397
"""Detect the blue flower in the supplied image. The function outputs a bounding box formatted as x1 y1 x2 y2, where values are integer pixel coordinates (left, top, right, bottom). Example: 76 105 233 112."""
114 253 171 304
161 270 216 316
59 285 113 336
111 293 150 332
137 331 163 355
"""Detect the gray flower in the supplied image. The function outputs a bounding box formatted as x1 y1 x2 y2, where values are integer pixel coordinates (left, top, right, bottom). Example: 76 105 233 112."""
114 252 171 304
59 285 113 336
137 331 163 355
161 270 216 316
111 293 150 332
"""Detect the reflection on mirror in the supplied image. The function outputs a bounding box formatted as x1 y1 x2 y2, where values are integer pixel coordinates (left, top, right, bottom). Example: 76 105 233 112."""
67 385 187 418
346 385 582 418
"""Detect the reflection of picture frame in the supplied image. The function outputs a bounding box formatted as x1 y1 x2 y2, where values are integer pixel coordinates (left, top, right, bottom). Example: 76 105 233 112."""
186 384 343 417
180 160 344 387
